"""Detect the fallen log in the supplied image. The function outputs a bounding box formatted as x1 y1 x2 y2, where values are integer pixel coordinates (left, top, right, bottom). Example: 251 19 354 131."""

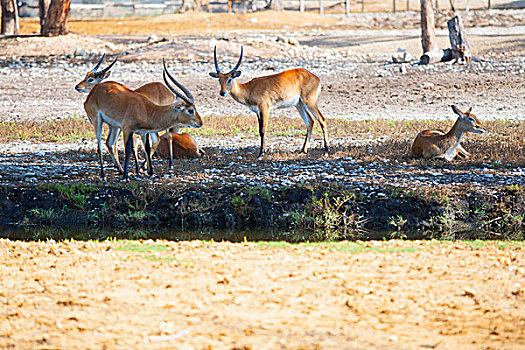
420 48 453 65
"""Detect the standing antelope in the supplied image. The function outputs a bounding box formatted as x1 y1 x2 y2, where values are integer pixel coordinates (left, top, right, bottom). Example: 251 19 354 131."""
75 55 201 175
135 83 203 159
209 46 329 158
411 105 485 161
82 60 202 180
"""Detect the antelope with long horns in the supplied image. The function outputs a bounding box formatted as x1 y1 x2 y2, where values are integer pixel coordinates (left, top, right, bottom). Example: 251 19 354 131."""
82 59 202 180
210 46 329 158
76 55 202 176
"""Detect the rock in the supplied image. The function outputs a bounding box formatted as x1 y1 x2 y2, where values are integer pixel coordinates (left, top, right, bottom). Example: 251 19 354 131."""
147 34 159 43
288 37 299 46
463 288 476 297
74 48 87 57
276 35 287 44
276 36 299 46
105 42 117 51
392 48 412 63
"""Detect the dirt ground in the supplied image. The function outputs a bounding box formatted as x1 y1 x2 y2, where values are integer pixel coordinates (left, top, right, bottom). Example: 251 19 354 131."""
1 11 524 190
1 239 524 349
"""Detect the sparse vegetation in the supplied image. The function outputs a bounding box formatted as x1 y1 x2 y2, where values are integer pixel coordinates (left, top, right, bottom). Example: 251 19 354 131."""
0 118 94 143
38 182 99 210
3 117 523 166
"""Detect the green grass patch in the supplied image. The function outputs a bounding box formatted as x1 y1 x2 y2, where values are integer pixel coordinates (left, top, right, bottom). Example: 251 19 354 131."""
117 242 170 253
329 242 418 253
256 241 293 248
495 241 525 249
143 254 178 263
255 241 417 253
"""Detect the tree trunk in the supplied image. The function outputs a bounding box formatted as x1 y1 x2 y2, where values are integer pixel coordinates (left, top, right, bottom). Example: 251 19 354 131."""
41 0 71 36
447 14 471 63
39 0 51 29
420 0 436 53
1 0 20 35
267 0 282 10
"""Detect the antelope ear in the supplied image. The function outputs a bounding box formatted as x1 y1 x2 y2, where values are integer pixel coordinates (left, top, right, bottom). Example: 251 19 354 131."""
232 71 242 78
451 105 463 117
209 72 219 78
103 71 111 80
467 107 472 114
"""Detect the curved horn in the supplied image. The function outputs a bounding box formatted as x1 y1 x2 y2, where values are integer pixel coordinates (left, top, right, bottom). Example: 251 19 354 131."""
229 46 243 74
91 54 105 72
93 57 118 78
163 71 192 105
163 59 194 104
214 46 221 74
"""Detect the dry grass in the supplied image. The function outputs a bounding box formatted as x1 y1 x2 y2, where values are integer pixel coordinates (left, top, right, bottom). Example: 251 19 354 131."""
1 116 523 165
0 118 94 143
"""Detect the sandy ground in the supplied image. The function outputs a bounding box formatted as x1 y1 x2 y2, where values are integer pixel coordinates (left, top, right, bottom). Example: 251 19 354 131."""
1 239 524 349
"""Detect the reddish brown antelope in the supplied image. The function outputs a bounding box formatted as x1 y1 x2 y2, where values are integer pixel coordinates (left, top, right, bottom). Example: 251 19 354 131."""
81 60 202 180
210 46 329 158
76 55 202 176
156 132 202 158
412 105 485 161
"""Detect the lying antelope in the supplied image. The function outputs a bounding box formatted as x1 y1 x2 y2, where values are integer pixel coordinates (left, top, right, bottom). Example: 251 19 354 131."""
411 105 485 161
75 55 201 175
156 132 202 158
210 46 329 158
82 60 202 180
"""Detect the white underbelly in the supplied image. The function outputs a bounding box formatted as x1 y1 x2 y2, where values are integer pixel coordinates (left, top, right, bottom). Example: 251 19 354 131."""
235 99 259 113
272 95 300 110
99 111 122 128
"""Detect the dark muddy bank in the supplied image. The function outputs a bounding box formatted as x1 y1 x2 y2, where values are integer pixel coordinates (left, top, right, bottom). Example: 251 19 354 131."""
0 182 523 241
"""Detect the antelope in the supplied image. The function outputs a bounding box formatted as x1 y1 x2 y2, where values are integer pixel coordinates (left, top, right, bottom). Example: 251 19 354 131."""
82 59 202 180
209 46 329 158
75 55 201 174
411 105 485 161
156 132 202 158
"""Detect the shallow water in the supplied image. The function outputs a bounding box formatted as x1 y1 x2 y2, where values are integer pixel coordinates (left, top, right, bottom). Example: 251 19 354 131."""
0 224 292 242
0 224 509 242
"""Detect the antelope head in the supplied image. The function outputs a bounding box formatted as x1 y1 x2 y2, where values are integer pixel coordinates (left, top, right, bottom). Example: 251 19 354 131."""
452 105 486 134
209 46 243 97
75 54 118 93
163 59 203 129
